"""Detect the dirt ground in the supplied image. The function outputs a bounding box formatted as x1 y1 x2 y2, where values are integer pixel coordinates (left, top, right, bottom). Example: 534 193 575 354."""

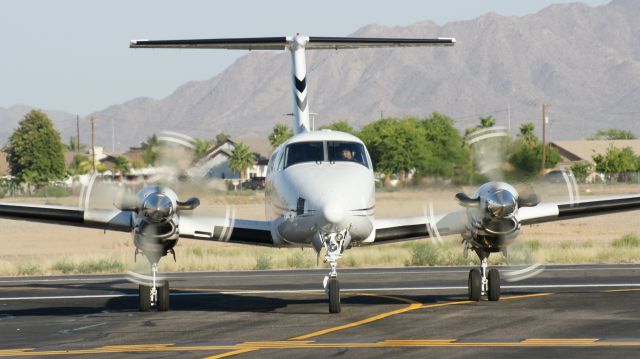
0 183 638 261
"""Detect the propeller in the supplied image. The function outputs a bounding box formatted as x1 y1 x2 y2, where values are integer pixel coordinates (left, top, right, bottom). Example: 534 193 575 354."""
76 130 236 285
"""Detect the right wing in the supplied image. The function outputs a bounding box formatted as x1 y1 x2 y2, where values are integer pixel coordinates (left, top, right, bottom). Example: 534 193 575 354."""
0 202 133 232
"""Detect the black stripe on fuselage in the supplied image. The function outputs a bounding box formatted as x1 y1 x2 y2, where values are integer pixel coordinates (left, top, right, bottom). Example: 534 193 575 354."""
557 196 640 220
229 228 273 246
295 76 306 93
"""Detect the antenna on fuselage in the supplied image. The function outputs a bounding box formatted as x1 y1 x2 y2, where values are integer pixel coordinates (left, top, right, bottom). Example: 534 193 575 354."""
130 34 455 135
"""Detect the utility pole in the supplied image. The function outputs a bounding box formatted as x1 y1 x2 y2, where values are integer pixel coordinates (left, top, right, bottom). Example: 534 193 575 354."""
88 116 97 173
111 118 115 153
541 104 549 175
507 104 511 135
76 114 81 154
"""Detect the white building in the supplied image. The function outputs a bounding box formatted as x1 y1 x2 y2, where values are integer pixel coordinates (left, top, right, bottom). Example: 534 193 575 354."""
190 139 269 180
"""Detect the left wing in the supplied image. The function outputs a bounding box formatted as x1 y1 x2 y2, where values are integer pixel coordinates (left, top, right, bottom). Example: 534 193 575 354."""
372 210 467 244
371 194 640 244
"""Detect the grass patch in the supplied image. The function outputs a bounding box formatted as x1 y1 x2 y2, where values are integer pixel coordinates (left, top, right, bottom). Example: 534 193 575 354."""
406 242 438 266
52 258 75 274
254 254 273 270
76 258 124 274
524 240 542 252
612 234 640 249
17 263 41 276
286 251 314 268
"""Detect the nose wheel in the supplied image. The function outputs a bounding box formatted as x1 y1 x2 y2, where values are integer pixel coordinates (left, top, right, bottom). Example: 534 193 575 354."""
327 277 341 313
138 263 170 311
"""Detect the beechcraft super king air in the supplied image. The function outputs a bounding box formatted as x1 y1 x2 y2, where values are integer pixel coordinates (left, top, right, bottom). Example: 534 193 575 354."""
1 34 640 313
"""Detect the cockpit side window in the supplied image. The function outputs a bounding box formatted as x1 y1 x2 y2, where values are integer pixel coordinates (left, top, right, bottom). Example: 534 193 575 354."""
284 141 324 168
328 141 370 168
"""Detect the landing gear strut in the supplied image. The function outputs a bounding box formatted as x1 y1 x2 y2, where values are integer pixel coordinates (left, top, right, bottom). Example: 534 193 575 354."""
319 230 350 314
467 250 500 301
139 263 170 311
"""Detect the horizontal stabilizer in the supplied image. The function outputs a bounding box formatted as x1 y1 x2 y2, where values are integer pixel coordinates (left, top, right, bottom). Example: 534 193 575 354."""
130 37 288 50
306 36 455 49
130 36 455 50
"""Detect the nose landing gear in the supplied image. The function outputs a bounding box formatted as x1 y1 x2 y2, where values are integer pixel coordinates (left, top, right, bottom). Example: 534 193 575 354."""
317 230 350 313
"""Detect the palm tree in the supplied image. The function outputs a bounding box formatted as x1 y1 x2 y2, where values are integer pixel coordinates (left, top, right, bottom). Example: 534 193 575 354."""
192 137 215 162
229 143 255 182
268 123 293 148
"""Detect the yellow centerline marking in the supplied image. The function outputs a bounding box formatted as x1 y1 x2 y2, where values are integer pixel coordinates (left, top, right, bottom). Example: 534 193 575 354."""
288 293 424 341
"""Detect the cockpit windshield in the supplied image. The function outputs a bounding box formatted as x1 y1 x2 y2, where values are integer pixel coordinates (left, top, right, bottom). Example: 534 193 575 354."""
284 141 324 168
328 141 369 168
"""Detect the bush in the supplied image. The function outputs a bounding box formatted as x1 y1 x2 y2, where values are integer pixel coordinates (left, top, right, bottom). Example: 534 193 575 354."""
286 252 313 268
52 258 75 274
406 242 438 266
612 234 640 249
17 263 41 276
525 240 542 251
34 185 69 198
76 259 124 273
254 254 273 270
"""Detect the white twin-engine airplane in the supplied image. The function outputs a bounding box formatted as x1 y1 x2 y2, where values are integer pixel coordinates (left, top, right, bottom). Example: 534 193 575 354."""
2 34 640 314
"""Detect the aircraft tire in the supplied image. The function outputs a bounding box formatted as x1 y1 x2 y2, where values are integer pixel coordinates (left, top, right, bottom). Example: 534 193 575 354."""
139 284 151 312
487 269 500 301
158 281 170 311
328 278 341 313
468 269 481 301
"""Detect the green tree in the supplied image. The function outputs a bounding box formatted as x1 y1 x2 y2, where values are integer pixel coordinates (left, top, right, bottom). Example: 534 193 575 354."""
268 123 293 148
192 137 214 161
7 109 66 184
588 129 637 140
215 132 231 145
141 134 160 166
69 155 92 175
229 143 255 181
114 156 130 175
320 120 356 136
592 145 639 181
570 161 592 183
68 136 86 152
508 122 560 175
359 117 432 179
464 115 498 138
422 112 469 178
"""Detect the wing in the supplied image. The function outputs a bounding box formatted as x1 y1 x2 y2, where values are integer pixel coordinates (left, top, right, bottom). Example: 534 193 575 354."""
372 210 468 245
518 194 640 225
178 215 274 247
0 202 274 246
370 194 640 244
0 202 132 232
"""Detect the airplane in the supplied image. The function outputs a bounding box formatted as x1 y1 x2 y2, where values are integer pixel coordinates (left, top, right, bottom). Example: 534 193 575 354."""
1 34 640 314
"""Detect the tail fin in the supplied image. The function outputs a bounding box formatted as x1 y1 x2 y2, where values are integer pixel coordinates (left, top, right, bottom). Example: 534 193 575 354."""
130 35 455 134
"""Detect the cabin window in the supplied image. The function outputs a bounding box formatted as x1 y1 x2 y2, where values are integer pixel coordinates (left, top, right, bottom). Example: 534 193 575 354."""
284 141 324 168
327 141 369 168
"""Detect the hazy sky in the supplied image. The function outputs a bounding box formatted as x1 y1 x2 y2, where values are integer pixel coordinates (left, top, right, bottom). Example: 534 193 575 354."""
0 0 610 115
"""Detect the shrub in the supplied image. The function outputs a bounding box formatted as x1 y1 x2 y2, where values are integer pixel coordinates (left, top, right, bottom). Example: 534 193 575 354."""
254 254 273 270
612 234 640 249
406 242 438 266
286 252 313 268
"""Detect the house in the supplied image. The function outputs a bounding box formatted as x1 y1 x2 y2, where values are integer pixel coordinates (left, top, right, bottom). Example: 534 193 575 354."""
550 140 640 166
190 139 269 180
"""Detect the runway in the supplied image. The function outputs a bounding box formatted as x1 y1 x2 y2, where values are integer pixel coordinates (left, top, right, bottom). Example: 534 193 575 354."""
2 264 640 358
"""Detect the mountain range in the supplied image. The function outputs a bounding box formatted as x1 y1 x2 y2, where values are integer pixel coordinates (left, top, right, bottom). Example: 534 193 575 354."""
2 0 640 152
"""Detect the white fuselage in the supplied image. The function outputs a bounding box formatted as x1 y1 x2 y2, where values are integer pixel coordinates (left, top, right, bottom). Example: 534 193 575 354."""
265 130 376 247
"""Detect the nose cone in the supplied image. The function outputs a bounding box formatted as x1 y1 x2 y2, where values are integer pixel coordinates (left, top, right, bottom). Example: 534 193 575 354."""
322 202 346 225
486 190 516 219
143 193 174 222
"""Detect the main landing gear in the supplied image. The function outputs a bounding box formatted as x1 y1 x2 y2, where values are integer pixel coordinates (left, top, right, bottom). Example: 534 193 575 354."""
468 251 500 302
139 263 170 312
